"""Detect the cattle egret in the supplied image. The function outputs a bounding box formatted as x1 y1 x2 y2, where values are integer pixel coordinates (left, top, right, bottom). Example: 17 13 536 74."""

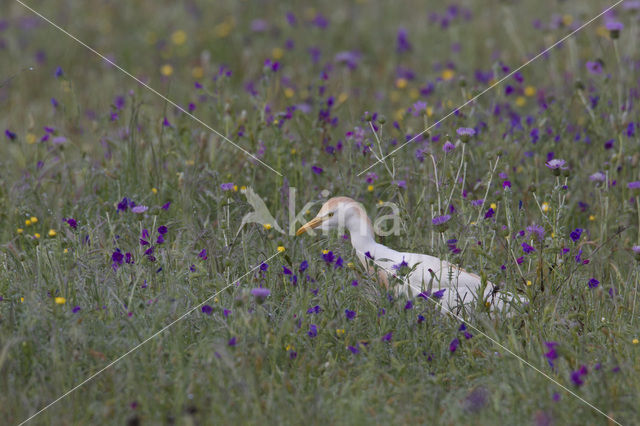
297 197 520 313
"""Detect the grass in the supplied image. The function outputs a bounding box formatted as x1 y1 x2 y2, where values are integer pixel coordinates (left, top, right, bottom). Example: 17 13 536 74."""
1 0 639 424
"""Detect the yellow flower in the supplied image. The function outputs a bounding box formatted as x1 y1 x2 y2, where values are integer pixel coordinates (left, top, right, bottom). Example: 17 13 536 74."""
240 186 247 193
441 69 455 81
26 133 37 144
541 202 550 212
524 86 536 97
395 78 408 89
171 30 187 45
192 66 204 79
63 248 69 254
30 216 38 224
214 297 219 303
336 329 345 336
426 106 433 117
290 148 296 155
515 96 526 107
48 229 57 237
263 224 272 230
34 233 41 239
233 185 238 192
25 219 31 226
284 87 294 98
367 185 374 192
490 203 497 210
285 344 295 351
214 18 235 38
322 249 329 255
562 14 573 26
20 297 24 303
277 246 285 253
338 92 348 103
347 262 354 268
272 47 284 59
17 228 23 234
633 338 639 345
54 297 66 305
160 64 174 77
526 280 532 286
589 215 596 221
152 187 158 194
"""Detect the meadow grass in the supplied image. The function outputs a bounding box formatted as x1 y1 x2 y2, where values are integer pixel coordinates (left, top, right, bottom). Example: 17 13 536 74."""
1 0 639 424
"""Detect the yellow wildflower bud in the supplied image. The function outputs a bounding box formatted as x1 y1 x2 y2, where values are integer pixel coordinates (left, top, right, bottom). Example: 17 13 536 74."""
48 229 57 237
160 64 174 77
277 246 285 253
54 297 66 304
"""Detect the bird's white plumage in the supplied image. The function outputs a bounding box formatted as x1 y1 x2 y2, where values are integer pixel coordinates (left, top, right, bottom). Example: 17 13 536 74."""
297 197 519 313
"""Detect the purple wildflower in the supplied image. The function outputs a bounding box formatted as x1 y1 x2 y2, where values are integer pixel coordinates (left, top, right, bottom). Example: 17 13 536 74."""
443 141 455 153
64 218 77 229
586 61 603 75
345 309 356 320
5 129 17 140
522 242 536 254
201 305 213 315
251 288 270 302
322 251 335 263
199 249 208 260
588 278 599 289
220 182 234 191
308 324 318 338
432 214 451 226
449 338 460 353
131 205 148 214
396 28 412 53
381 332 393 342
570 228 583 242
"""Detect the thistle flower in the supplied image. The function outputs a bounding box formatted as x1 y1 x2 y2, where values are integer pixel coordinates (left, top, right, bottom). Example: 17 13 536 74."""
251 287 270 303
432 214 451 232
456 127 475 143
545 159 568 176
606 21 623 38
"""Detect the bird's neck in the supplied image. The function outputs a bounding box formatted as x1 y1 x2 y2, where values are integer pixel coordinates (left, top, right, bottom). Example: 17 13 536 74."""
345 209 376 254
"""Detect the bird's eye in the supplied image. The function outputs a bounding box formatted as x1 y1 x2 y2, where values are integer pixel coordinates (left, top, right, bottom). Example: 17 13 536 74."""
328 212 334 217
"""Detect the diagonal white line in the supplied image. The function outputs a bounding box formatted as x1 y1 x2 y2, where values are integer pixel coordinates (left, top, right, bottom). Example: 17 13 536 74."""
365 256 623 425
357 0 624 176
14 0 283 177
18 251 282 425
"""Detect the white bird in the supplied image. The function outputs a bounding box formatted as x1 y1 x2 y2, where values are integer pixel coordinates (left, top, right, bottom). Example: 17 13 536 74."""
296 196 520 314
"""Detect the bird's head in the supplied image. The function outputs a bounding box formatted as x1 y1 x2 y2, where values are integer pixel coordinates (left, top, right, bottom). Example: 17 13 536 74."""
296 197 372 237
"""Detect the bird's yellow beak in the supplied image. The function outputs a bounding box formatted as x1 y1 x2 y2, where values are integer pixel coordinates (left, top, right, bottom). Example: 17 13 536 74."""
296 216 325 236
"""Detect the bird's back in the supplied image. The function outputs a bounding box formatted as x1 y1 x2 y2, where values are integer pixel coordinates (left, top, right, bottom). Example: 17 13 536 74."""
362 245 497 312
